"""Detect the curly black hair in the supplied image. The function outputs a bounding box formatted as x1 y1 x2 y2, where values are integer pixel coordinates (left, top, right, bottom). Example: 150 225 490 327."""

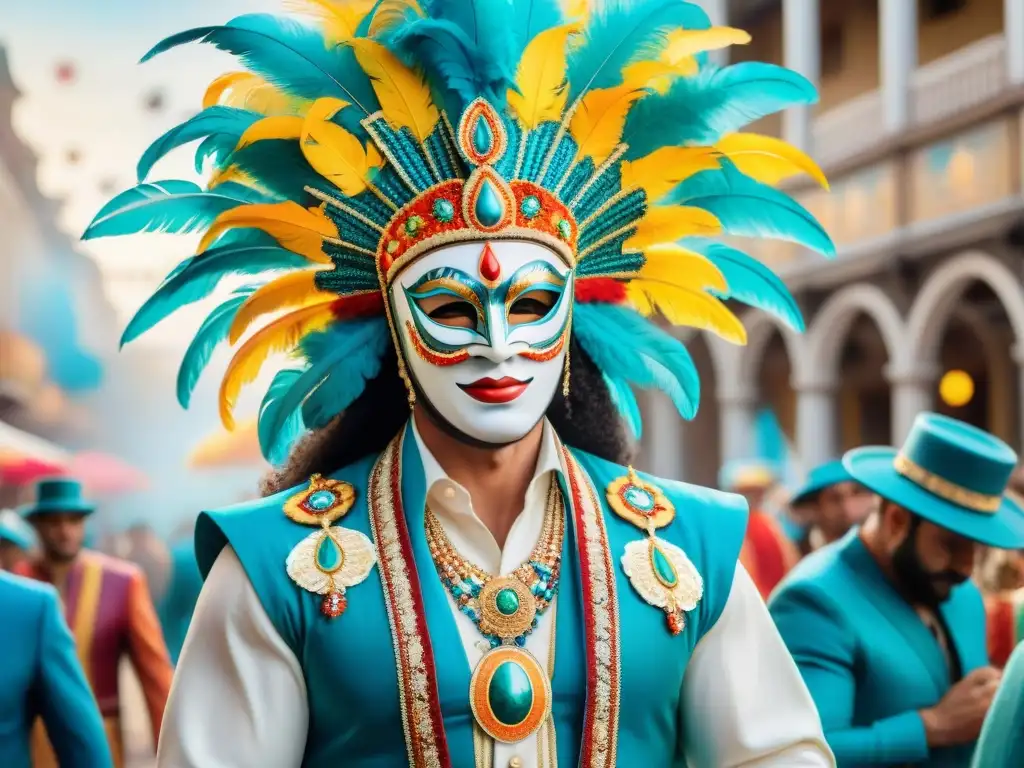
260 337 637 496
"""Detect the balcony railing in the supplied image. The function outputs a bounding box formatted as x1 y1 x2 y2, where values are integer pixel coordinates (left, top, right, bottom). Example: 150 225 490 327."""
812 33 1009 168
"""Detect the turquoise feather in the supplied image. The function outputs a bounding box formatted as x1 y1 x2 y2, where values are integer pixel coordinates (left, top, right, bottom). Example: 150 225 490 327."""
299 319 391 431
257 369 306 466
510 0 565 57
82 181 269 240
195 134 238 174
668 164 835 256
141 14 380 119
623 63 817 159
685 238 805 332
566 0 707 103
602 372 642 439
258 318 390 462
574 303 700 420
137 106 261 182
228 140 322 200
120 232 309 348
176 287 257 408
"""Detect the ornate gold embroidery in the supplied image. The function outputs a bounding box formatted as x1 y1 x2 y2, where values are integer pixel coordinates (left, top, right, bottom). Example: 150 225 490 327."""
894 453 1002 513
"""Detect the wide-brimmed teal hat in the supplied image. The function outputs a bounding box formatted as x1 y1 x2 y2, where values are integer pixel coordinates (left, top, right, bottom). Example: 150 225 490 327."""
791 460 855 506
20 478 96 518
843 412 1024 548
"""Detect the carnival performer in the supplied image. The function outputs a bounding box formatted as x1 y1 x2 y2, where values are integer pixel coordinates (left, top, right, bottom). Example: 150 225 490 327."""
0 569 113 768
87 1 840 765
771 413 1024 766
971 638 1024 767
15 478 173 768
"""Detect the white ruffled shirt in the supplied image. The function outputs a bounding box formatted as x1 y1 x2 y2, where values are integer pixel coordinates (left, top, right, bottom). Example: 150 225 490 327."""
158 421 834 767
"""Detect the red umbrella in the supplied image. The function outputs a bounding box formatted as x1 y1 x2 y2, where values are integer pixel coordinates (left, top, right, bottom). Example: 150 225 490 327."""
70 452 149 495
0 457 65 486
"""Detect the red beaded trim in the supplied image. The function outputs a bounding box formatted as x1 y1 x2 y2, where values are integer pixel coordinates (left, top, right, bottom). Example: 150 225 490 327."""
405 321 471 367
562 448 621 767
519 331 567 362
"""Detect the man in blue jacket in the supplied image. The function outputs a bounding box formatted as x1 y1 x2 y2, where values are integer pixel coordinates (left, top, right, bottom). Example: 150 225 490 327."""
0 570 112 768
771 412 1024 766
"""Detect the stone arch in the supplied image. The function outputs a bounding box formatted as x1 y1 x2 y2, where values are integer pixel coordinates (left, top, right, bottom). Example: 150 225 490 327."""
801 283 908 386
730 310 806 398
906 250 1024 367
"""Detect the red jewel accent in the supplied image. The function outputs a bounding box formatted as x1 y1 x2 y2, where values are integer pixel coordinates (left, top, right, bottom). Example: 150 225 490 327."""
479 242 501 282
667 612 683 636
321 591 347 618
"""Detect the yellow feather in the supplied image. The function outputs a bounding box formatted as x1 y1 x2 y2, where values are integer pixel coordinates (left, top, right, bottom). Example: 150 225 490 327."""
207 165 257 189
562 0 588 21
203 72 250 109
283 0 375 43
620 147 721 202
369 0 424 36
662 27 751 60
621 60 695 94
349 38 439 143
199 202 338 263
624 206 721 251
625 281 746 343
300 116 384 198
637 245 727 293
203 71 304 116
228 270 335 344
235 115 305 151
569 85 644 163
218 303 337 429
716 132 830 189
508 24 577 130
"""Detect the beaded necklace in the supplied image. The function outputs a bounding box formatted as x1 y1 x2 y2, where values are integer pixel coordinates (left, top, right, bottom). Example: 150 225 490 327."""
425 476 564 649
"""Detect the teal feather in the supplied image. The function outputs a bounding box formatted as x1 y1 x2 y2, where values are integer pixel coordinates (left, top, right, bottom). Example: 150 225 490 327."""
602 372 642 439
510 0 565 57
297 319 391 430
623 63 817 159
228 140 322 200
138 107 261 182
83 181 269 240
176 287 257 408
668 164 834 256
573 303 700 420
120 232 309 348
141 14 380 118
566 0 707 103
685 238 805 332
195 134 239 174
257 369 306 466
386 0 519 111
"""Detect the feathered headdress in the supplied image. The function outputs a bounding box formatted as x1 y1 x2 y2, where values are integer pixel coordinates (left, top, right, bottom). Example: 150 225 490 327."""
85 0 833 465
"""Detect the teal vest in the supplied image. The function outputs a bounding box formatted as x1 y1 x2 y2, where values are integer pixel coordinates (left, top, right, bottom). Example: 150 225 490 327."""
195 424 748 766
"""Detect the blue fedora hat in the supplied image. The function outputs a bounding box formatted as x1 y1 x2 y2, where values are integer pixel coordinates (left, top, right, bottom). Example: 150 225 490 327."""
21 478 96 518
791 459 855 506
843 412 1024 548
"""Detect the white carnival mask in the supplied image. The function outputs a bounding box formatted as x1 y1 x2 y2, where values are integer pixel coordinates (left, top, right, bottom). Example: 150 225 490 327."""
389 239 573 445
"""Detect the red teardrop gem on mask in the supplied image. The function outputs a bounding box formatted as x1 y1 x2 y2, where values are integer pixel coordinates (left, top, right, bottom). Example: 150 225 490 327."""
479 243 501 282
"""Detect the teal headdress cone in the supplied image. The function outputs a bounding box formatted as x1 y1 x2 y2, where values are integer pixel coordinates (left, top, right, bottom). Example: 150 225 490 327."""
843 413 1024 548
21 478 96 518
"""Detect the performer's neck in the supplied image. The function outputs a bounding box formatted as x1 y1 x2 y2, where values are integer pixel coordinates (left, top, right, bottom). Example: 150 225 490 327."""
412 407 544 549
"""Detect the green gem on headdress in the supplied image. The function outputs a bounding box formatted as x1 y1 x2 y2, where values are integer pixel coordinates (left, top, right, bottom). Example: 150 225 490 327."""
432 198 455 223
520 196 541 220
555 218 571 241
404 215 425 237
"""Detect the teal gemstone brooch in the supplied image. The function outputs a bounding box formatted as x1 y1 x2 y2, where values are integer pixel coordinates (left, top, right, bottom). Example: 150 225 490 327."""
607 468 703 635
284 474 377 619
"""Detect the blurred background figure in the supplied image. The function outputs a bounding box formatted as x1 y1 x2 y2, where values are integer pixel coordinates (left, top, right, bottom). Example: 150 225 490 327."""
720 459 799 598
0 507 35 570
14 478 172 768
789 459 874 556
981 465 1024 666
771 414 1024 766
157 517 201 665
971 638 1024 767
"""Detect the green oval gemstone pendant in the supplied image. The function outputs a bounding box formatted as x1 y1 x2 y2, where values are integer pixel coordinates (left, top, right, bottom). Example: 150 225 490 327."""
470 646 550 743
495 587 520 616
488 661 534 726
650 543 678 588
316 534 344 573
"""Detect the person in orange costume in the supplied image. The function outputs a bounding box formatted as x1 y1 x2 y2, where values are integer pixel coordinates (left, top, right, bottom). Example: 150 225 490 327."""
14 478 173 768
720 460 800 599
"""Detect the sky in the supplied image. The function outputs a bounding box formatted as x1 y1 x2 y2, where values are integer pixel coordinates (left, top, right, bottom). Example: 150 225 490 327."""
2 0 278 349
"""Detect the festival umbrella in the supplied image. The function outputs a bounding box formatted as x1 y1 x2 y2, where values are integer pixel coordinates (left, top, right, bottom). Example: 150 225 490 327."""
0 457 65 486
70 451 150 495
188 419 266 469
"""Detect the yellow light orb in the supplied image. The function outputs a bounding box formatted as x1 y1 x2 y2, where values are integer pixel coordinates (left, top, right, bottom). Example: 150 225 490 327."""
939 369 974 408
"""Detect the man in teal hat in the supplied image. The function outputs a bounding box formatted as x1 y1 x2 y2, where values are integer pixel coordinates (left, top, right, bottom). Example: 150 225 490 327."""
971 639 1024 766
789 460 873 556
770 412 1024 766
0 508 35 571
15 477 172 768
0 569 113 767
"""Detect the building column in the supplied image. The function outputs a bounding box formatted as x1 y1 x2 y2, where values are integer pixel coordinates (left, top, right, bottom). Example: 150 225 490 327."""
703 0 729 67
794 377 838 469
886 364 936 446
879 0 918 133
718 385 757 465
782 0 820 154
641 391 685 480
1008 0 1024 85
1012 344 1024 447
